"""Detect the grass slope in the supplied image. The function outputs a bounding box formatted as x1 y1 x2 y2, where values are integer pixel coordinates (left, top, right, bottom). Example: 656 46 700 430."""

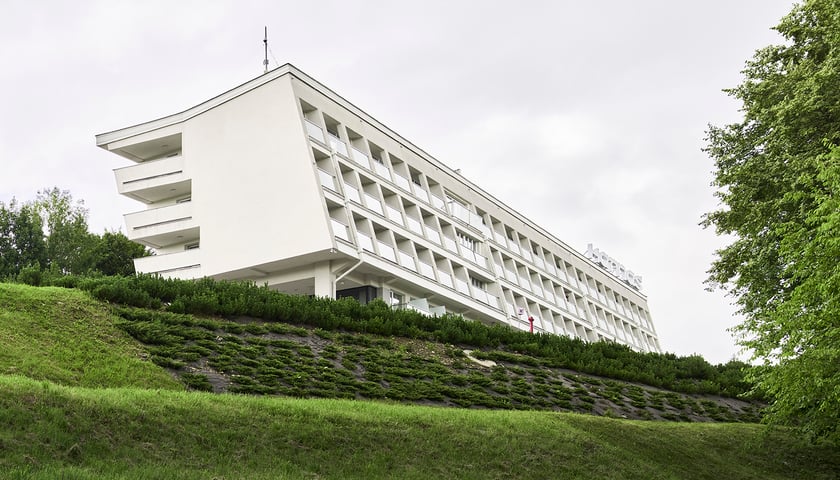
1 375 838 480
0 283 180 390
1 282 837 478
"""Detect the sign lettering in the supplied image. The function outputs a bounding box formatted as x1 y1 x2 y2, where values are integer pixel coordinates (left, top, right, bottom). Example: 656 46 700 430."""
584 244 643 290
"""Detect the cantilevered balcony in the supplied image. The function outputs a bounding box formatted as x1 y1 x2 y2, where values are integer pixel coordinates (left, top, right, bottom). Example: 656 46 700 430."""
114 154 191 203
124 202 199 248
133 248 202 279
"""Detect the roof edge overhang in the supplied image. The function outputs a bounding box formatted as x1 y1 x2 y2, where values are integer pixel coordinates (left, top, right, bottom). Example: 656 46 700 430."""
95 63 298 148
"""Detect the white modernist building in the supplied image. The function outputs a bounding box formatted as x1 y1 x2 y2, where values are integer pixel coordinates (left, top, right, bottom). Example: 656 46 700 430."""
96 64 661 353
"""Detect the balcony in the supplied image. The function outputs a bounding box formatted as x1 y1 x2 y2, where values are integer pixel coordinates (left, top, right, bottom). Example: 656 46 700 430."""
114 155 190 203
124 202 199 248
133 248 201 278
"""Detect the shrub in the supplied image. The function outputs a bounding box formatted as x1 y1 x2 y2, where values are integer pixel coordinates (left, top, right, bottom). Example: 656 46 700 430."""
16 263 43 286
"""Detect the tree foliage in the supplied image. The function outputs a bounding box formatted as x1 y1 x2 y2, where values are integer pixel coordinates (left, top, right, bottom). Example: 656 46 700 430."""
0 188 148 279
0 199 47 278
33 187 97 275
702 0 840 442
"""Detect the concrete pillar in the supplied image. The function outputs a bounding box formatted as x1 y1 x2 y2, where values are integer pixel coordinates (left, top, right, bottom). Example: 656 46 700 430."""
313 261 335 298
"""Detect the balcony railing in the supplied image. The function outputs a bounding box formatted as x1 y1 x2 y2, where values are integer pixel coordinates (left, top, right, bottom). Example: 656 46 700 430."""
414 187 429 203
473 290 500 309
357 232 375 252
305 120 325 143
425 228 441 245
331 219 350 242
406 217 424 236
328 133 348 156
364 193 384 215
442 236 458 253
418 260 435 279
378 241 397 262
430 194 446 211
398 251 416 271
133 248 201 276
344 184 362 203
385 205 403 225
454 278 470 296
492 230 508 248
438 271 454 288
373 161 391 180
504 268 519 285
318 169 338 191
351 147 370 168
393 173 411 191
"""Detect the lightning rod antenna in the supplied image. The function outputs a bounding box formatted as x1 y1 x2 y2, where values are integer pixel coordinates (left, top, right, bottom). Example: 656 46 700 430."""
263 27 269 73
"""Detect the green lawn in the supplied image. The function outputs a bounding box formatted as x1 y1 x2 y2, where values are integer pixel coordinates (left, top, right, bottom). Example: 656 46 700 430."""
0 283 180 390
1 375 837 480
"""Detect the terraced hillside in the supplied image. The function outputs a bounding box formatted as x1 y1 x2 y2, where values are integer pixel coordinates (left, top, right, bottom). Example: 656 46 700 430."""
116 307 760 422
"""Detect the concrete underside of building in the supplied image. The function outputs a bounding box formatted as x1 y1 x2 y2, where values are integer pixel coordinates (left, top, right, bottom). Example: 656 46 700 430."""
96 64 661 353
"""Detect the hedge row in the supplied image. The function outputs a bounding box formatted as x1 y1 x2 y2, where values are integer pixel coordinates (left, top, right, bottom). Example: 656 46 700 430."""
47 274 757 399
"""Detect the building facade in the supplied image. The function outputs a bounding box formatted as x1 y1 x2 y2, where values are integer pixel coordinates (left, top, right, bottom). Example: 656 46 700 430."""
96 64 661 353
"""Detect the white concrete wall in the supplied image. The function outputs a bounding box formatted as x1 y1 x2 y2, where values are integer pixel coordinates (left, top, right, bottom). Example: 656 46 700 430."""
185 76 332 277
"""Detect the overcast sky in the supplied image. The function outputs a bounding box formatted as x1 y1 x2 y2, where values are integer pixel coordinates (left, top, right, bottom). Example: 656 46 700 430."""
1 1 797 364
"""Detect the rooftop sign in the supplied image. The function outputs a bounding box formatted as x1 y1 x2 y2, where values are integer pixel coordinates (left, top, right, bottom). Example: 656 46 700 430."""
584 244 643 291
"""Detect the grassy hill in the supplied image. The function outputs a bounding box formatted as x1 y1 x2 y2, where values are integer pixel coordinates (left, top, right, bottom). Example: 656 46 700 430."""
1 281 838 479
0 283 179 390
2 375 838 480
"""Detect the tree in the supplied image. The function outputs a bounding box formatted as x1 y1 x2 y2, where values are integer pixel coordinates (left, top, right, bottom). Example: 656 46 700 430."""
702 0 840 442
91 230 149 276
0 199 47 279
33 187 97 275
1 188 149 279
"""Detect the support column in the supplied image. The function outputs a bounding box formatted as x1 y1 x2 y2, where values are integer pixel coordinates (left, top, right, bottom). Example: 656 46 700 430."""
313 261 335 298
